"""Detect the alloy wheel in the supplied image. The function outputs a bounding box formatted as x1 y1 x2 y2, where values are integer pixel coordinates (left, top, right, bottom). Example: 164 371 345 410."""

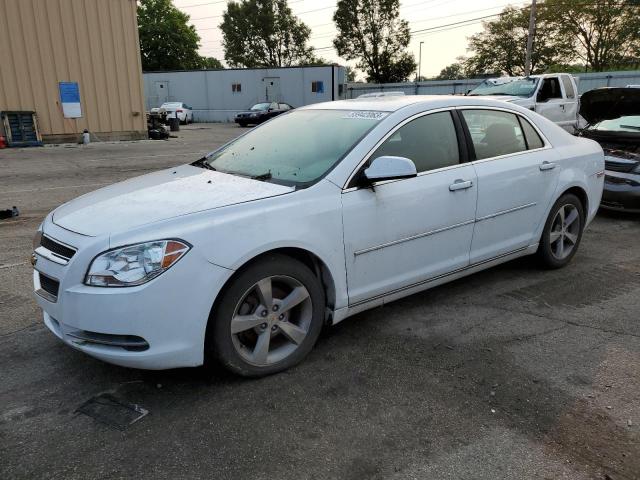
549 204 581 260
230 275 312 366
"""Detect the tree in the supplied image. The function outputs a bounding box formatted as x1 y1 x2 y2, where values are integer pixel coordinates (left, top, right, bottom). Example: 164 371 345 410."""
138 0 205 71
220 0 315 67
464 5 572 77
345 66 358 82
198 57 224 69
298 55 330 66
435 62 466 80
544 0 640 72
333 0 416 83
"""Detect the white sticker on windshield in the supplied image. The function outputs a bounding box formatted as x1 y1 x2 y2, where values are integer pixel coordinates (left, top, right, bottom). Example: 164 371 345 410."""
343 111 388 120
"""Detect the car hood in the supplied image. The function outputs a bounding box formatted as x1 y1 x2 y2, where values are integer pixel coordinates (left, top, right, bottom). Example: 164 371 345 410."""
580 88 640 124
52 165 294 236
468 95 532 104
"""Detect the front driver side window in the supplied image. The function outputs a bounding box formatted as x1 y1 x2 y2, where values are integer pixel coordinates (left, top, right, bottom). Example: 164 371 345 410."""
372 111 460 173
539 78 562 101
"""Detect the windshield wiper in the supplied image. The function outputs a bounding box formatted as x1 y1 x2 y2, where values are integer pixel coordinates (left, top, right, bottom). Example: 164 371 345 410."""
250 172 272 181
621 125 640 131
192 157 217 171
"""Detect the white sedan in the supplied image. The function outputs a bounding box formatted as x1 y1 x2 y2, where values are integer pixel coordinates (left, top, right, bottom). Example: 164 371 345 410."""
159 102 193 124
32 96 604 376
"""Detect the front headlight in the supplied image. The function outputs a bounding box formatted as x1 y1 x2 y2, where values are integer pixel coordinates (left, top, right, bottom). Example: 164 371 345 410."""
33 224 43 250
85 240 190 287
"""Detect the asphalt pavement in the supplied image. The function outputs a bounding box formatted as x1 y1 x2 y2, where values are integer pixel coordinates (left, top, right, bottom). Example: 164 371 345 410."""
1 124 638 479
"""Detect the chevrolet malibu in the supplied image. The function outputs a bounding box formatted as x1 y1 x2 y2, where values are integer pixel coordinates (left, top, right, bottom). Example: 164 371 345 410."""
33 96 604 377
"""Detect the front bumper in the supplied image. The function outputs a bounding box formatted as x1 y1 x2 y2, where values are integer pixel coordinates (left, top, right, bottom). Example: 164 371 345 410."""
234 115 259 124
601 170 640 213
34 221 233 370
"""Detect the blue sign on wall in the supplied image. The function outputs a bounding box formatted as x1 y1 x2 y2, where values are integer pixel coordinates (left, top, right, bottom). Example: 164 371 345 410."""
59 82 82 118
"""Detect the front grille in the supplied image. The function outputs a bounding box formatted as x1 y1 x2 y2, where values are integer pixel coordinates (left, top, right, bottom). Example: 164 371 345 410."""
39 273 60 299
40 235 76 260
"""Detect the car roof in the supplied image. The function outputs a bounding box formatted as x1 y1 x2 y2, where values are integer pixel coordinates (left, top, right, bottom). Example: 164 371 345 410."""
300 95 530 113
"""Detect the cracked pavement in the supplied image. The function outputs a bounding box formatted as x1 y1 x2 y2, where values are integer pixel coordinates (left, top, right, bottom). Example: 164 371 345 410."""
1 124 639 479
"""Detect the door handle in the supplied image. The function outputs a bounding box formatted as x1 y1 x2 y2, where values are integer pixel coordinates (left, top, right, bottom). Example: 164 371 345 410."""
539 161 557 171
449 179 473 191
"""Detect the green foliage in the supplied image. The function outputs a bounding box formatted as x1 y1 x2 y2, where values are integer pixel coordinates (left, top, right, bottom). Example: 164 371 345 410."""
544 0 640 72
299 55 331 67
138 0 210 71
333 0 416 83
435 62 466 80
460 1 640 77
464 6 572 77
199 57 224 69
545 63 588 74
220 0 315 67
345 66 358 82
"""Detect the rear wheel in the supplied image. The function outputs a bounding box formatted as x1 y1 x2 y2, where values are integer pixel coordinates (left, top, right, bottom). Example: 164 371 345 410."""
537 193 585 269
206 254 325 377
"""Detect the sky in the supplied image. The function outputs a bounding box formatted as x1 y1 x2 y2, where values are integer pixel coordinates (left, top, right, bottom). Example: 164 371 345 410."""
172 0 529 79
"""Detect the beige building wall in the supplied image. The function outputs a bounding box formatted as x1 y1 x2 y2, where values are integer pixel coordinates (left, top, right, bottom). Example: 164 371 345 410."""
0 0 147 141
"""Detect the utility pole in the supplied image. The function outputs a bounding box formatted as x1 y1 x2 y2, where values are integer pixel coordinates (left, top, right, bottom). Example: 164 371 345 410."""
418 41 424 81
524 0 537 77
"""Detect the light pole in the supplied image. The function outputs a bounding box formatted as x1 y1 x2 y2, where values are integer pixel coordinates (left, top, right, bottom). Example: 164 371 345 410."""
524 0 537 76
418 41 424 81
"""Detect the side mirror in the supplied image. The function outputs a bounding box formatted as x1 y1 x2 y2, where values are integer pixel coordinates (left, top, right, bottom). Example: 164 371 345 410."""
363 156 417 184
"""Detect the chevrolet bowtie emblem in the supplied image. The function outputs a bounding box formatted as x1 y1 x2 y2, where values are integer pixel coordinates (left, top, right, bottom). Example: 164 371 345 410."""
30 253 37 266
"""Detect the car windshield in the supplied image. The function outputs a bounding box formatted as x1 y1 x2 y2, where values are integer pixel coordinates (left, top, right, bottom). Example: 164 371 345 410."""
161 102 182 108
469 78 539 97
200 110 386 187
590 115 640 133
250 103 272 111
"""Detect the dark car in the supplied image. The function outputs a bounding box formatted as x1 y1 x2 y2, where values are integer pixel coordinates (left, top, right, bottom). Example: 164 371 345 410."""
234 102 294 127
579 87 640 212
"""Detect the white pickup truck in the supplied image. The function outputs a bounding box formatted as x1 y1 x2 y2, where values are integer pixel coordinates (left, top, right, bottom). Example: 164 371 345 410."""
468 73 580 132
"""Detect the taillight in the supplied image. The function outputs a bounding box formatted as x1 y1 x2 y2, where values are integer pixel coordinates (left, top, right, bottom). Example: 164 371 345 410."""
176 109 183 112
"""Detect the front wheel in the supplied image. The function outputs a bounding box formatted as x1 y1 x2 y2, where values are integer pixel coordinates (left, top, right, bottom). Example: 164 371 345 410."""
537 193 585 269
206 254 325 377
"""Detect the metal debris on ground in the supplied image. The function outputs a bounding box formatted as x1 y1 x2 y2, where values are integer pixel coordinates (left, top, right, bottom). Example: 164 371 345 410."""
76 393 148 430
0 206 19 220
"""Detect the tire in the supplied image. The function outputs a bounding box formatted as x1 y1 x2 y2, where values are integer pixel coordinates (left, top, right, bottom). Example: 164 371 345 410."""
537 193 585 269
180 117 187 125
238 122 247 128
206 254 325 377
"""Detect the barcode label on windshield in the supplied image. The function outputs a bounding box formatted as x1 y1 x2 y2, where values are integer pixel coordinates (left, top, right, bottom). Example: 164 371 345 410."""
343 111 388 120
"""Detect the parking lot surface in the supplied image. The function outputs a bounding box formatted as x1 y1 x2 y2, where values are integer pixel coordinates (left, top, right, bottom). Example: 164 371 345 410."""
1 124 639 480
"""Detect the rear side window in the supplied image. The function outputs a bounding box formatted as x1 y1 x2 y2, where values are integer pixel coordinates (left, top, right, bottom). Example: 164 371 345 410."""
373 111 460 173
561 75 576 99
461 110 527 160
518 117 545 149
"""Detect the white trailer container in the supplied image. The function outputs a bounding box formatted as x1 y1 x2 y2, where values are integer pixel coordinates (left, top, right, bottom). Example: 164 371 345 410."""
143 65 347 122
